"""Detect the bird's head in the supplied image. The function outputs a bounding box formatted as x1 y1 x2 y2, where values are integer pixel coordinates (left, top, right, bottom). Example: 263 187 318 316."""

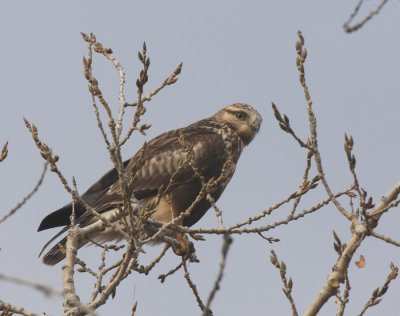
216 103 262 145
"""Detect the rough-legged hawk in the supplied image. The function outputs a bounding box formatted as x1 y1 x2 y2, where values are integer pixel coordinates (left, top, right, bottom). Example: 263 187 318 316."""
38 103 262 265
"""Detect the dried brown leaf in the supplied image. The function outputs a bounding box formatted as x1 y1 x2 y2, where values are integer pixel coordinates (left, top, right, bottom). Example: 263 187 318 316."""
355 254 366 268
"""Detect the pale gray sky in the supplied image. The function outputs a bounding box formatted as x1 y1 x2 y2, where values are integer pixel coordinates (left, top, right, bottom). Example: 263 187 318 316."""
1 1 400 315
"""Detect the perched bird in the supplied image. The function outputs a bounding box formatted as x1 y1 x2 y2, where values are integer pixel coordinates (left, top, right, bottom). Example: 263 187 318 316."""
38 103 262 265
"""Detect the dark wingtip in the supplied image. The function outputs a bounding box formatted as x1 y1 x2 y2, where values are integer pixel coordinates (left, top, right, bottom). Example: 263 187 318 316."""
37 220 46 232
37 203 76 232
37 211 58 231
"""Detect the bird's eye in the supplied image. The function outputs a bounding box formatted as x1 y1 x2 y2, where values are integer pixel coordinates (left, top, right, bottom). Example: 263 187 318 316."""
235 111 246 120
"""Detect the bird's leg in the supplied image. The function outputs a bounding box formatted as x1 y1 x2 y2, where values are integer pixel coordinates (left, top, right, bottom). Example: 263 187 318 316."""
173 232 191 255
172 232 197 261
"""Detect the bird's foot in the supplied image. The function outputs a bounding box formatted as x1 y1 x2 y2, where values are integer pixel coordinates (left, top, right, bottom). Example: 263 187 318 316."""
173 233 198 262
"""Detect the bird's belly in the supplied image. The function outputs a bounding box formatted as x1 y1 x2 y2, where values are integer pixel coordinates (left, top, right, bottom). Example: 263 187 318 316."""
85 197 174 245
147 196 174 223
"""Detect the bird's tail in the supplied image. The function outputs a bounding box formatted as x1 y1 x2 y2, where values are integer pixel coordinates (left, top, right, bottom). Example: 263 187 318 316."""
42 236 89 266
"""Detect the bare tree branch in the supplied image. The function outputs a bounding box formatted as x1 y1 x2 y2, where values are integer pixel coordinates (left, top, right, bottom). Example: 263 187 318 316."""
0 162 48 224
185 188 351 235
343 0 389 33
270 250 298 316
0 272 62 297
271 102 311 150
304 177 400 315
203 235 232 316
0 300 45 316
370 230 400 247
304 221 367 316
295 30 353 221
182 259 206 315
124 62 182 108
358 263 398 316
336 273 351 316
158 262 184 284
6 28 399 316
368 180 400 217
62 227 82 315
23 118 130 241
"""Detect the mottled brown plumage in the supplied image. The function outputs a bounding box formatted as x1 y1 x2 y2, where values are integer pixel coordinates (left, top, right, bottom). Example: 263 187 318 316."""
38 103 262 265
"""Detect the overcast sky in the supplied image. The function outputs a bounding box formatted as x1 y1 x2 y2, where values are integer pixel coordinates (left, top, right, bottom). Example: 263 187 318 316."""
1 1 400 315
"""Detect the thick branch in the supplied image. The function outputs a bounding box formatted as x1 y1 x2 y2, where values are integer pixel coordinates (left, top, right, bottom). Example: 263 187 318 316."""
62 228 82 315
304 222 367 316
368 180 400 217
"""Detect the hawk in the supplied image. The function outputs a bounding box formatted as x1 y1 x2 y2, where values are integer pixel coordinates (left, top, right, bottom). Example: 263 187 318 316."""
38 103 262 265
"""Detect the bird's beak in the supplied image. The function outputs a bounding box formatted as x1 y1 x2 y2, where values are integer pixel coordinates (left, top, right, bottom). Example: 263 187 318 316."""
250 117 262 133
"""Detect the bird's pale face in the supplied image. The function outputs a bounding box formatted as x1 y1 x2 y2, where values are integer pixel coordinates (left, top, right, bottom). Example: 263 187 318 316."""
217 103 262 145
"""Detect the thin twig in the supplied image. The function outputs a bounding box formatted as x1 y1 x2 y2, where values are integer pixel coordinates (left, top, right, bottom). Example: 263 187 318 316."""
120 42 150 146
85 242 135 311
102 45 127 140
344 134 362 204
131 286 138 316
124 63 182 108
134 244 170 276
270 250 298 316
336 273 351 316
186 188 351 235
158 262 184 283
291 150 314 216
90 93 111 149
0 162 48 224
89 245 109 302
182 259 206 314
229 177 320 230
343 0 389 33
295 30 352 221
358 263 398 316
203 235 232 316
76 258 98 278
271 102 311 150
370 230 400 247
0 273 62 297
